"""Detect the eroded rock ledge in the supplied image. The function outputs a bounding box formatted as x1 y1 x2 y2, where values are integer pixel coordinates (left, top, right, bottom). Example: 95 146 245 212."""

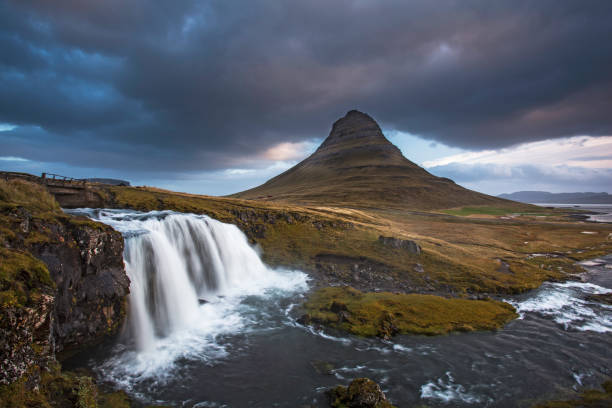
378 235 421 254
0 179 130 387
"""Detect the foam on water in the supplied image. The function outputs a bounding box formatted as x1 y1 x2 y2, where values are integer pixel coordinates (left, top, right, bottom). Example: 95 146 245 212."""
68 209 308 388
64 208 612 406
420 372 491 405
507 280 612 332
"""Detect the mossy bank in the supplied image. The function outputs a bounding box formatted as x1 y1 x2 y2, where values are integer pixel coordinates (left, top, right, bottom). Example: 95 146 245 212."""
300 286 517 338
0 179 130 405
532 380 612 407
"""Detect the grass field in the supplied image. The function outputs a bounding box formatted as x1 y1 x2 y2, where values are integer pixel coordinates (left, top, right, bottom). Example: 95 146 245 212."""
73 183 612 295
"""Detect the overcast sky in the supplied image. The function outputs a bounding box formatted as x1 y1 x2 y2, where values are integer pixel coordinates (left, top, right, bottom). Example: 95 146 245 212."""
1 0 611 196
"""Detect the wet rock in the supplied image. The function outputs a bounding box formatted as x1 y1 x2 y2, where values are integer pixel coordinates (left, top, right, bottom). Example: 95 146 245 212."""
312 253 415 293
31 221 130 351
496 258 513 274
468 294 491 301
297 314 312 325
337 311 351 323
330 301 348 313
329 377 395 408
377 311 399 340
378 236 421 254
586 293 612 305
0 292 54 385
311 360 335 375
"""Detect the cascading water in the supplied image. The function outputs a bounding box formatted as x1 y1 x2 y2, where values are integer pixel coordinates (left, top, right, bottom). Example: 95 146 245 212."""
64 209 612 407
66 208 309 388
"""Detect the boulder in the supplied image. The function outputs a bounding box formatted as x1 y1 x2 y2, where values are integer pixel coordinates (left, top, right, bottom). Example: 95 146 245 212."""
378 236 421 254
329 377 395 408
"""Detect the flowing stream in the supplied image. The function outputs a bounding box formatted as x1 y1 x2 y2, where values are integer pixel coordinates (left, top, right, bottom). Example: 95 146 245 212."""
65 209 611 408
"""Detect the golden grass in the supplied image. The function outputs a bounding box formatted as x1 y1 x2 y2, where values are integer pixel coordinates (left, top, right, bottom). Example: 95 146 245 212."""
0 179 59 214
83 184 612 294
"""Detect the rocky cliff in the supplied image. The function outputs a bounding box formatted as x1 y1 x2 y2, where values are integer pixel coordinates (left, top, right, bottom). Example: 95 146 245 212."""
28 217 129 351
0 179 129 386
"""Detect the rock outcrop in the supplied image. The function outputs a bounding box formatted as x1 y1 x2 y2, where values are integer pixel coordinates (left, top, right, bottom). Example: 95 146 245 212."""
0 251 55 385
378 236 421 254
0 179 130 386
29 219 129 351
329 378 395 408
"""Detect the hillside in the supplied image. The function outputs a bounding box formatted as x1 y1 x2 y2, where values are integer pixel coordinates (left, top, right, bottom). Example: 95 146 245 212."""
232 110 520 210
499 191 612 204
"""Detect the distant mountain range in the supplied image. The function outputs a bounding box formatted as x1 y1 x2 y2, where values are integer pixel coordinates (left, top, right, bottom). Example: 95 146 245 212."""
498 191 612 204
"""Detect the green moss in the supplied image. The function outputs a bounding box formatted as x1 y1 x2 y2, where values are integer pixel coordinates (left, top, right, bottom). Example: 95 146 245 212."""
329 378 396 408
533 380 612 407
0 363 139 408
63 215 109 232
98 390 131 408
0 248 54 308
75 377 98 408
23 230 53 246
441 205 555 217
442 206 520 217
302 286 517 337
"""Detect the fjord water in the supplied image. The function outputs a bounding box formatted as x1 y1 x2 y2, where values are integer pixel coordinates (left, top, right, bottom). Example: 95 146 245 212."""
65 209 611 407
534 203 612 223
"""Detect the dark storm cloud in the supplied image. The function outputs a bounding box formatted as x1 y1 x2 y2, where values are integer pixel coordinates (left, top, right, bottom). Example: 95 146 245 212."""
1 0 612 172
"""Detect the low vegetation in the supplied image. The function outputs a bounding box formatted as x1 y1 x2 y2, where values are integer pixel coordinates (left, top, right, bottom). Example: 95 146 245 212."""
300 286 518 337
0 179 60 214
75 184 612 296
329 377 396 408
0 248 54 309
0 363 132 408
533 380 612 408
442 206 524 217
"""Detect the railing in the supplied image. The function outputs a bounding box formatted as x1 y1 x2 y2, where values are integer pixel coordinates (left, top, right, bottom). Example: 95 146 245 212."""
41 173 87 186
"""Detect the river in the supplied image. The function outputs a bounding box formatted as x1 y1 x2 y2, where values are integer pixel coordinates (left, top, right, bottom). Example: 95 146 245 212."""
64 209 611 407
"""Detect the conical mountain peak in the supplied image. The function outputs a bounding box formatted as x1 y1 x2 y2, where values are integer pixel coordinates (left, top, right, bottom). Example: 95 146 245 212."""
309 109 408 167
232 111 506 210
318 110 389 150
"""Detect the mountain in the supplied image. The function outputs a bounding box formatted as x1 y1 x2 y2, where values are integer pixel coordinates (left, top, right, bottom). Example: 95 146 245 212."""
232 110 515 210
499 191 612 204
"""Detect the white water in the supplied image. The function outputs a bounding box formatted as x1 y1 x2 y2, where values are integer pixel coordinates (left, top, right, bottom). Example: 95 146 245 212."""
68 209 308 387
507 280 612 333
420 372 491 405
63 209 612 407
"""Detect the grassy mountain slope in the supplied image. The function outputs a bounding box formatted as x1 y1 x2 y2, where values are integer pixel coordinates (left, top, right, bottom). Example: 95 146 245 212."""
231 110 524 210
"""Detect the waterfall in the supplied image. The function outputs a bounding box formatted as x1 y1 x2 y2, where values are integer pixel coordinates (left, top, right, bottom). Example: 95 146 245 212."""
69 209 308 355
